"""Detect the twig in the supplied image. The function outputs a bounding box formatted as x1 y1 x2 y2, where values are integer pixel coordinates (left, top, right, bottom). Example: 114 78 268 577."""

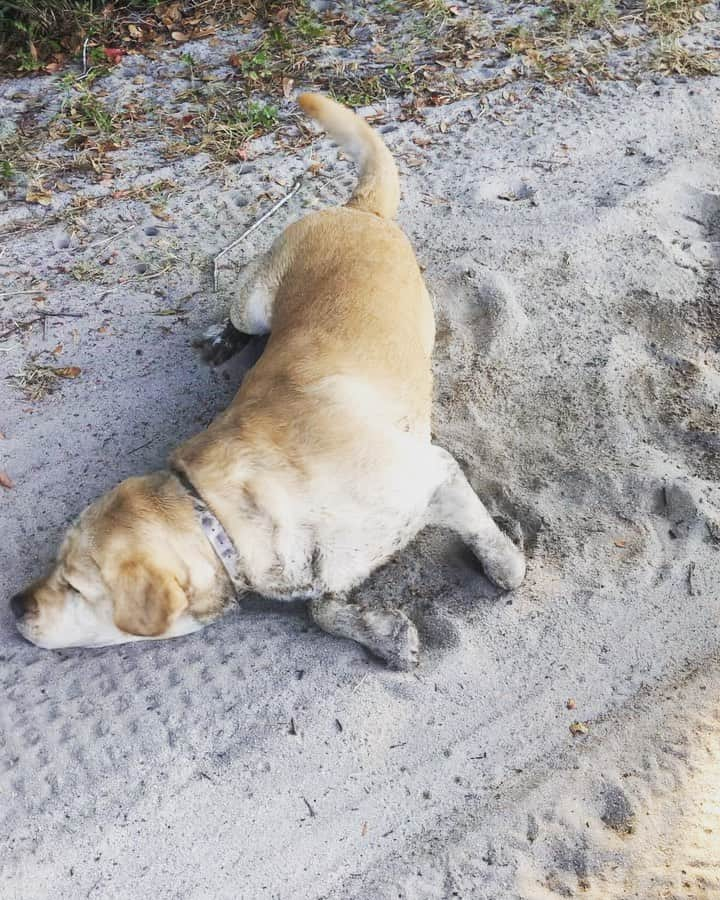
351 673 369 694
81 37 90 77
89 221 140 254
0 290 48 299
213 174 305 292
128 435 156 455
301 796 316 818
0 311 84 341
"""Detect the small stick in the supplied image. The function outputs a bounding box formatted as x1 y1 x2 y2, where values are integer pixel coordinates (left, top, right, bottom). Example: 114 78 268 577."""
89 221 140 254
0 290 49 299
128 436 156 455
0 311 84 341
351 673 369 694
81 37 90 77
213 174 304 292
301 796 316 818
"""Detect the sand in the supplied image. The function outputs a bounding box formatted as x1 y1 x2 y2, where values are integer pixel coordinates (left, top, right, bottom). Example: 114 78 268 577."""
1 8 719 899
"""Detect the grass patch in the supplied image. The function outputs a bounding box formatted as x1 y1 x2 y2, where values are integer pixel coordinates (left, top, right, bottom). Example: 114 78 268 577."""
651 37 718 73
552 0 617 32
169 95 279 161
0 1 158 73
642 0 707 33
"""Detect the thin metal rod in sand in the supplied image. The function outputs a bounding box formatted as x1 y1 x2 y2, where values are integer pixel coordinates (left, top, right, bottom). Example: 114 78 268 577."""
213 174 304 293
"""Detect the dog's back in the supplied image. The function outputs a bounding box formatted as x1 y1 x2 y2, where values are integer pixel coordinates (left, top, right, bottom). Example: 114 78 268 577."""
234 94 435 436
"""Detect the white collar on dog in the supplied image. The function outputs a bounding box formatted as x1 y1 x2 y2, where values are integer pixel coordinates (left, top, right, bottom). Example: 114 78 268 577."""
172 468 245 595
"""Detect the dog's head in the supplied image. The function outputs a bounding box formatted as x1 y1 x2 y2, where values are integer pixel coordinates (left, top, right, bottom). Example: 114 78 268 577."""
10 473 226 649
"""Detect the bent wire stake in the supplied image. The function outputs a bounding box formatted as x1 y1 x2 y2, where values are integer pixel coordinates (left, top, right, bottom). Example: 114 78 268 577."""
213 173 305 293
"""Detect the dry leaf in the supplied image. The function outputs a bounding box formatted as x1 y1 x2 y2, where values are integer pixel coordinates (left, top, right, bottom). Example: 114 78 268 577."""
282 77 295 99
151 204 172 221
566 698 576 710
171 31 189 42
52 366 81 378
569 721 588 736
128 24 143 38
613 539 626 547
26 185 53 206
103 47 125 65
0 471 14 490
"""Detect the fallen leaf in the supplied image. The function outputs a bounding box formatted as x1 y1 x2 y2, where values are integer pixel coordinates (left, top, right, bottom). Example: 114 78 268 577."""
171 31 189 42
51 343 63 356
102 47 125 65
128 24 143 38
613 539 626 548
151 205 172 221
0 471 14 489
25 185 53 206
566 698 576 710
282 76 295 99
51 366 81 378
570 721 588 736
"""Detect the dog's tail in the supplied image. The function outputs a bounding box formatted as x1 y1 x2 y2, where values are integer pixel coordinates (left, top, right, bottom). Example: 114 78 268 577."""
298 93 400 220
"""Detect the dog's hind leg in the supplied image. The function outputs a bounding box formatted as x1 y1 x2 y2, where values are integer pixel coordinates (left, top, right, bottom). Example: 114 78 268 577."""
197 246 283 365
308 595 419 670
427 448 526 591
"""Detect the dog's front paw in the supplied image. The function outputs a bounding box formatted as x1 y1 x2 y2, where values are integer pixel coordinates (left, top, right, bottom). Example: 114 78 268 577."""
193 320 251 366
482 538 526 591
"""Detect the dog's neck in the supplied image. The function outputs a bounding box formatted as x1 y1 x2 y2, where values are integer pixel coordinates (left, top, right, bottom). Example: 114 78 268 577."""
171 466 246 596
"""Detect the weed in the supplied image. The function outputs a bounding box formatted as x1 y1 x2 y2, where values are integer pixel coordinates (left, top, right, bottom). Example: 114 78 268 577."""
294 11 327 40
651 38 718 73
177 96 280 161
0 159 15 183
642 0 706 34
553 0 617 31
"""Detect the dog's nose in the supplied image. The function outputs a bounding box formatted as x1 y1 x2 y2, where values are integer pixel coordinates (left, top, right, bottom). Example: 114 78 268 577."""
10 592 32 620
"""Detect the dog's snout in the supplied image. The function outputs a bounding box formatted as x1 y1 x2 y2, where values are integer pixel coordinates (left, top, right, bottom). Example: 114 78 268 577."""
10 592 35 620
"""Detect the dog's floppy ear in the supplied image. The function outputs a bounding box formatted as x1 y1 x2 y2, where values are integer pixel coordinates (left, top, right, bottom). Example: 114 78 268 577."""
112 558 188 636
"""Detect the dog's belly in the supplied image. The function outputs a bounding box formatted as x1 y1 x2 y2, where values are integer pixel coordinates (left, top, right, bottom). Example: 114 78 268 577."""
245 434 443 601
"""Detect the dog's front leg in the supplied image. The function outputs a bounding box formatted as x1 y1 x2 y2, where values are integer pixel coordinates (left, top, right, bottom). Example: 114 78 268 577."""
428 448 526 591
308 595 419 670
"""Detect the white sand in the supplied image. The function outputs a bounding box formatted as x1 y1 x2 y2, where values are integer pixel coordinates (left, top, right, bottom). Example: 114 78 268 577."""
1 17 719 899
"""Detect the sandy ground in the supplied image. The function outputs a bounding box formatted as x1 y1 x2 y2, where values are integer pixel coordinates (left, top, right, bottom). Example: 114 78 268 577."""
1 6 720 898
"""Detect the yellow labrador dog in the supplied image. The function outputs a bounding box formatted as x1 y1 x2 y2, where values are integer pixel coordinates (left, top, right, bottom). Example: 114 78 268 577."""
10 94 525 668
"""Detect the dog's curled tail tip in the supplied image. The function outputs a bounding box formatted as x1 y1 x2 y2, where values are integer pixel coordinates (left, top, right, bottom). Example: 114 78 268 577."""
298 92 400 220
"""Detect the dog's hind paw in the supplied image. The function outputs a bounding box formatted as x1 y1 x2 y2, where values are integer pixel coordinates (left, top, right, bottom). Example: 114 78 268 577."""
193 320 251 366
364 608 420 671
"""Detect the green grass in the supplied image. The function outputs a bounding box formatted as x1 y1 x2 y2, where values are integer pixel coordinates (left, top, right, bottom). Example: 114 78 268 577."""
553 0 617 30
0 1 159 72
